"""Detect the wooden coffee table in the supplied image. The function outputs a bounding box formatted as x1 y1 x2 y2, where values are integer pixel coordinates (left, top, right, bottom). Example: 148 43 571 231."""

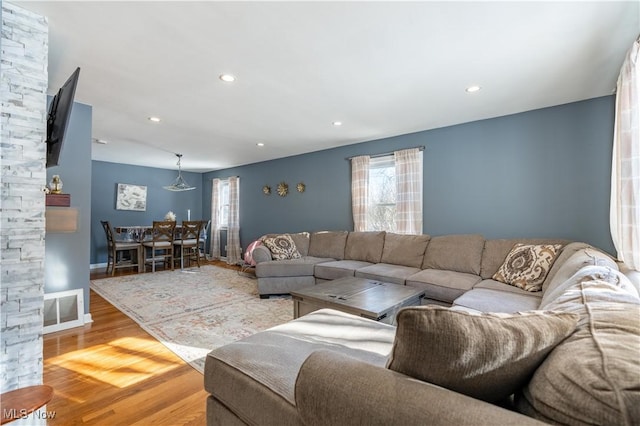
290 277 425 325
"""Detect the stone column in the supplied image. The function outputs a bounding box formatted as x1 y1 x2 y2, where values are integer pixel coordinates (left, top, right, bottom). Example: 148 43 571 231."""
0 1 49 393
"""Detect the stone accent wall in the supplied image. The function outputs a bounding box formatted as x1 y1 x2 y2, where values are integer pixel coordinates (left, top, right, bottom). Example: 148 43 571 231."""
0 2 48 393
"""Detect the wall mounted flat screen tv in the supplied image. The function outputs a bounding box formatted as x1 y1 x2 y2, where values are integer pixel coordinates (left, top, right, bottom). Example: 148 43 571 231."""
46 67 80 168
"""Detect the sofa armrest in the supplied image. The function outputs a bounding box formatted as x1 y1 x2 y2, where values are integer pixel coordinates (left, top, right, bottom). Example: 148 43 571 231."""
252 245 272 264
295 350 545 426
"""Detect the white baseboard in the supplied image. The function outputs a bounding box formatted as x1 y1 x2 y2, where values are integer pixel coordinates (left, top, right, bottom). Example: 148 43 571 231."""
84 313 93 324
90 262 107 270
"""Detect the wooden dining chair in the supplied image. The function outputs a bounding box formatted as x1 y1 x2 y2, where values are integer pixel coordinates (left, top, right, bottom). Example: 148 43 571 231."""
142 221 176 272
198 220 211 263
173 220 204 269
100 220 143 275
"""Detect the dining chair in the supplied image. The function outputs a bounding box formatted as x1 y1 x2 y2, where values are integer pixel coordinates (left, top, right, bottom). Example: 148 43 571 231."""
198 220 211 263
100 220 143 276
173 220 204 269
142 221 176 272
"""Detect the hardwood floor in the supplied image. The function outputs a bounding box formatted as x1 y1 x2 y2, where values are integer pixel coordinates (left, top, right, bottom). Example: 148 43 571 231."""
44 261 242 425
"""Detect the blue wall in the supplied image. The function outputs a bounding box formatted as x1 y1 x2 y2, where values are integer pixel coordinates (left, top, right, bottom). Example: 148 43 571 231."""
89 96 616 260
45 100 92 313
90 161 203 264
203 96 616 255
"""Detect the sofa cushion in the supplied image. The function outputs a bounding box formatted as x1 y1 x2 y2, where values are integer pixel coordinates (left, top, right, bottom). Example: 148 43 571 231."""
308 231 348 260
355 263 421 286
380 233 430 268
314 260 373 281
406 269 482 304
205 309 395 426
345 231 386 263
453 287 541 313
474 278 546 296
256 256 333 278
261 234 302 260
289 232 310 257
516 279 640 425
422 234 484 275
493 243 562 292
387 306 578 403
481 238 568 279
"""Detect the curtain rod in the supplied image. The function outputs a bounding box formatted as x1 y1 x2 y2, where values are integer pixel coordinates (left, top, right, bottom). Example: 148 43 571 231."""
345 146 425 161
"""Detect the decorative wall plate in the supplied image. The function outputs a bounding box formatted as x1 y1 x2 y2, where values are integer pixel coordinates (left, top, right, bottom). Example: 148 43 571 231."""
277 182 288 197
296 182 306 193
262 185 271 195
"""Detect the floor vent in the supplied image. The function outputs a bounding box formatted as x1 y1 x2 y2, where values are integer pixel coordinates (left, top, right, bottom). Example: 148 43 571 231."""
43 289 84 334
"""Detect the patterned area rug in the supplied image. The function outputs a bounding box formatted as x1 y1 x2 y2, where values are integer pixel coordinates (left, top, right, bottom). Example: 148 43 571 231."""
90 265 293 374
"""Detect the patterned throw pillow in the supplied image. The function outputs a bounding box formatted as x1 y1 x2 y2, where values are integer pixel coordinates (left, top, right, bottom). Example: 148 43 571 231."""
493 243 562 292
261 234 301 260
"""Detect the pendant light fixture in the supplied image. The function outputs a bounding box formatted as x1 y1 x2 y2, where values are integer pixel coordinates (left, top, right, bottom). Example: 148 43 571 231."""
163 153 196 191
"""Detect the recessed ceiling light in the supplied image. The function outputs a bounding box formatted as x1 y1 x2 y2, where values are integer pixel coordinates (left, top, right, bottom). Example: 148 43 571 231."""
148 116 161 122
332 121 343 126
256 142 265 147
92 138 108 145
219 74 236 83
465 85 481 93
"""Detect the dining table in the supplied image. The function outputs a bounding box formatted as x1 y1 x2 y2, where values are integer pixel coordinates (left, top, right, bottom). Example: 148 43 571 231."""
114 225 153 242
114 224 202 270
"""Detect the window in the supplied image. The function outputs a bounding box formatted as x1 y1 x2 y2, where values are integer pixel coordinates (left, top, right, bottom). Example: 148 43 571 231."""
367 155 396 232
211 176 241 263
351 148 423 234
219 179 230 229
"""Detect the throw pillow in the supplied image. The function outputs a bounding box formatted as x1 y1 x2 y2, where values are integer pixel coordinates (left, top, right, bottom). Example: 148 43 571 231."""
386 306 579 403
516 279 640 425
261 234 301 260
493 243 562 291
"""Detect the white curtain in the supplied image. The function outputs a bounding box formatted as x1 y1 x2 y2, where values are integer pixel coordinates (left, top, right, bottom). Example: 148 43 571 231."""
351 155 370 232
226 176 242 265
611 39 640 270
210 178 221 259
395 148 423 234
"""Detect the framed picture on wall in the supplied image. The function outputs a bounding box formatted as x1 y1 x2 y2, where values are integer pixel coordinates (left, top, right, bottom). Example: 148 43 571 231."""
116 183 147 211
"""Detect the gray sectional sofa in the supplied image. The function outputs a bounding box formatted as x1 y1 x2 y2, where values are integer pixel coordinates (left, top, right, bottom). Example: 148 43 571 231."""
253 231 568 311
205 231 640 425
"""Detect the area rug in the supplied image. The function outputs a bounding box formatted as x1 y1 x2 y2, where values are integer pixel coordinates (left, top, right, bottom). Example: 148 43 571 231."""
90 265 293 374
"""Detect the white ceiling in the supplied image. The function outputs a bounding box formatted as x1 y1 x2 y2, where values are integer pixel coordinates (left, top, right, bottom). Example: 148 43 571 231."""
15 1 640 172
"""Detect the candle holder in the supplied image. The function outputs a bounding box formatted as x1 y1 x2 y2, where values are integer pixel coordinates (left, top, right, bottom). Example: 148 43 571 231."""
49 175 63 194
